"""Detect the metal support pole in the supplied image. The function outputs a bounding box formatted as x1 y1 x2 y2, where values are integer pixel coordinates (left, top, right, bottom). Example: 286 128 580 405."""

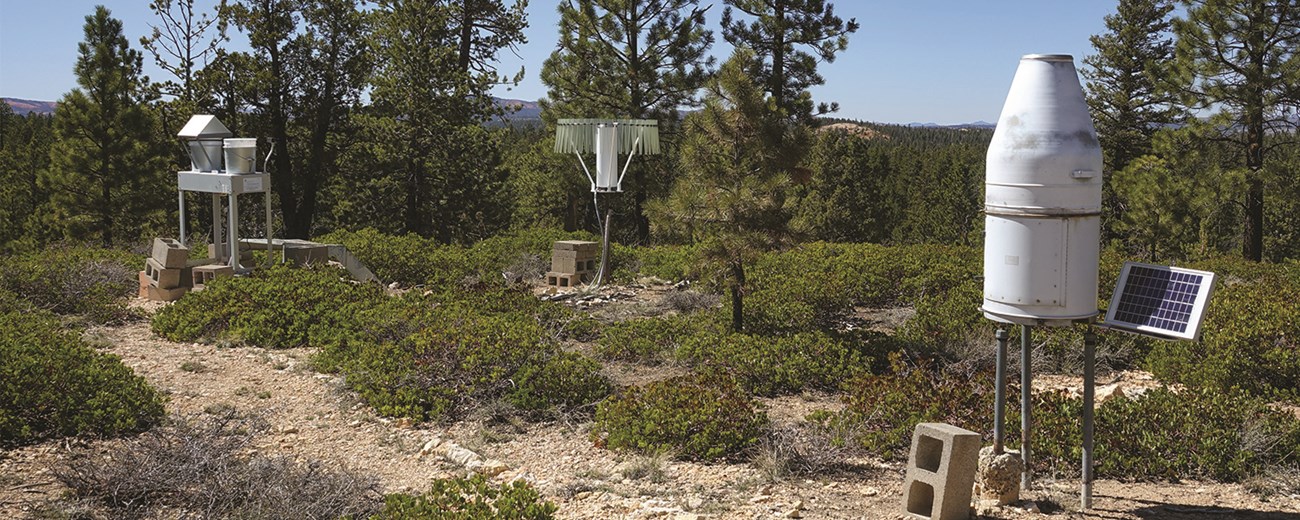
594 210 612 287
178 191 187 246
228 193 239 270
1082 329 1097 509
265 190 273 267
211 194 224 261
1021 324 1033 491
994 328 1009 454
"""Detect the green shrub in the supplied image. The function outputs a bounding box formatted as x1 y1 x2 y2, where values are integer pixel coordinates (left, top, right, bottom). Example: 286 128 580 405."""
613 243 702 282
1141 259 1300 399
152 264 385 348
340 311 610 422
1032 387 1300 482
372 475 556 520
316 228 469 287
678 331 861 396
0 246 140 323
593 374 768 461
830 353 1300 482
595 312 725 363
509 351 612 415
0 308 165 447
828 353 999 460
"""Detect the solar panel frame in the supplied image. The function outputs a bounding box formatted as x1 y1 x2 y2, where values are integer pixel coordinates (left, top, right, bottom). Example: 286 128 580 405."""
1103 262 1217 341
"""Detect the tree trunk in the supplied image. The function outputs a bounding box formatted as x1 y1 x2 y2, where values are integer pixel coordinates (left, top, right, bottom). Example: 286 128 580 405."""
457 1 474 74
730 259 745 333
1243 97 1264 261
771 1 786 110
269 45 298 238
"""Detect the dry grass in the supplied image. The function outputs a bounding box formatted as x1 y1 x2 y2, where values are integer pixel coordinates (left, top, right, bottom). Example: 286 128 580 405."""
48 410 381 519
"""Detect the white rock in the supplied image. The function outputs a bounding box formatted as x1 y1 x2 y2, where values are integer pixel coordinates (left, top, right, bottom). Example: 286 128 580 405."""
441 443 483 467
476 459 508 476
862 486 880 497
1024 501 1040 514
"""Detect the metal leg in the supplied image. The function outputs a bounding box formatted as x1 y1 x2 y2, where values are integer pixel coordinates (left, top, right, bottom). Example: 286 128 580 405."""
211 194 224 261
1082 329 1097 509
228 192 239 270
265 190 272 267
178 191 187 246
594 210 612 287
994 328 1009 454
1021 324 1033 491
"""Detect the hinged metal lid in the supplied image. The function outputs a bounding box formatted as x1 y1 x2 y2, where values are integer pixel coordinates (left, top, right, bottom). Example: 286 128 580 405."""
177 115 232 139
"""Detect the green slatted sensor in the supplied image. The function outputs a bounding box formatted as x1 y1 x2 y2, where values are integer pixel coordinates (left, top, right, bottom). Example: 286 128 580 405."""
554 119 660 192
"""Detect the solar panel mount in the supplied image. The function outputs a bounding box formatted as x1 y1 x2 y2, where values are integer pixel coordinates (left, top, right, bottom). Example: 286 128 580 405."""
1103 262 1216 341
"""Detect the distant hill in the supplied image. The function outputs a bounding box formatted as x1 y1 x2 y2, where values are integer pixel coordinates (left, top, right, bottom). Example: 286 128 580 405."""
3 98 57 115
495 97 542 121
905 120 996 130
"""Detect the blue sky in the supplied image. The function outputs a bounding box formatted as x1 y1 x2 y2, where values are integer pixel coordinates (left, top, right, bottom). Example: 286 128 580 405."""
0 1 1116 125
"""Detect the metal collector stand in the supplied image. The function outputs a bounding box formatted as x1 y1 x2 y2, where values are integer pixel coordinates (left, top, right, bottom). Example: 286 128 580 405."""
992 324 1098 509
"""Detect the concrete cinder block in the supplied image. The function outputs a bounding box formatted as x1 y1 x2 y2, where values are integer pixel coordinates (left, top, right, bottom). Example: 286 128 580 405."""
545 271 589 288
193 264 235 287
144 258 185 289
151 238 190 269
146 284 188 302
553 240 598 254
902 422 981 520
551 250 597 274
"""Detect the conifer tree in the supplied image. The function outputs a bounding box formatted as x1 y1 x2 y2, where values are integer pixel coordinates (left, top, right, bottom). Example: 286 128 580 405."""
541 0 715 243
1084 0 1179 176
1167 0 1300 261
650 49 811 332
350 0 518 242
1083 0 1179 242
44 6 169 247
721 0 858 122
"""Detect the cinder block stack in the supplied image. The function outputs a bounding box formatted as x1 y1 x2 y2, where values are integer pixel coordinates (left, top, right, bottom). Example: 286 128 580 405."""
901 423 981 520
546 240 599 288
141 238 191 302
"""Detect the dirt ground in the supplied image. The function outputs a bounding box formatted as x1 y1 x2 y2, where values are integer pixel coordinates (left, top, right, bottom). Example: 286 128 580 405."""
2 289 1298 519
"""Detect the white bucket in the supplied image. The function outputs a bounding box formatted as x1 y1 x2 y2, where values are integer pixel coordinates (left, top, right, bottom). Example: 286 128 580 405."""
188 139 224 171
223 138 258 174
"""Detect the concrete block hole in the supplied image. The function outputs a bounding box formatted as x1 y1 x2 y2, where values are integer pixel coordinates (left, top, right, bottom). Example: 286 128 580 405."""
907 480 935 517
917 435 943 472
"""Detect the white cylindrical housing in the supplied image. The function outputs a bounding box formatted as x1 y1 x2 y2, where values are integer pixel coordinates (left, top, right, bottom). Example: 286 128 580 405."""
982 54 1103 326
223 138 258 174
594 124 619 191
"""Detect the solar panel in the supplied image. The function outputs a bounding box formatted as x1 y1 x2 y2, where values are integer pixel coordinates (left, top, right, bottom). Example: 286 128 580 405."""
1103 262 1216 341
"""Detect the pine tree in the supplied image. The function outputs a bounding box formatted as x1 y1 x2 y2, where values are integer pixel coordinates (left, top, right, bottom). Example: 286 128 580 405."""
1083 0 1179 244
0 106 55 252
1167 0 1300 261
223 0 369 239
352 0 516 242
721 0 858 122
649 49 811 332
1084 0 1178 174
540 0 715 243
43 6 169 247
